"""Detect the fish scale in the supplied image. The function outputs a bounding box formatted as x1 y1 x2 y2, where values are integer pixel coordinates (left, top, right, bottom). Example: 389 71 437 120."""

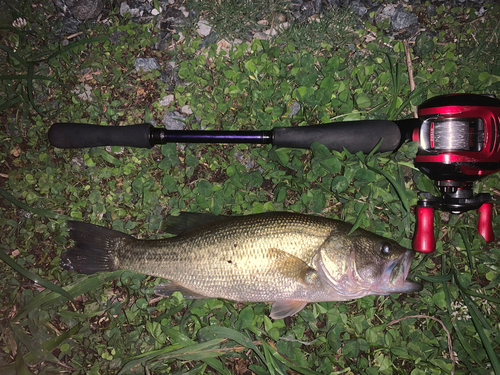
61 211 422 319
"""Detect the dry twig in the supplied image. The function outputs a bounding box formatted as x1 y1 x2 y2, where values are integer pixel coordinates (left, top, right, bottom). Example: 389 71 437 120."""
403 40 418 118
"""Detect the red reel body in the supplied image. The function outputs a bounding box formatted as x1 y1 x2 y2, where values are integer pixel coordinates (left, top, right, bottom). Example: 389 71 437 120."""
409 94 500 252
414 94 500 181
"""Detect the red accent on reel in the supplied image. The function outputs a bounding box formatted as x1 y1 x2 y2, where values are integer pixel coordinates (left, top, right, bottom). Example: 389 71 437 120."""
413 206 436 253
477 202 494 242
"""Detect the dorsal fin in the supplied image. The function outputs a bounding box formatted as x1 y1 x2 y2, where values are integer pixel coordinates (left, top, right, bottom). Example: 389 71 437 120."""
161 212 231 235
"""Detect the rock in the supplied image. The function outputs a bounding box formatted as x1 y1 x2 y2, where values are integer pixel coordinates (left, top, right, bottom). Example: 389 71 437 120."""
162 111 186 130
52 0 72 14
135 58 161 72
253 31 269 40
200 31 219 49
290 0 316 23
71 156 85 169
391 7 418 30
376 4 418 30
325 0 351 8
350 0 367 17
52 0 103 21
181 105 193 115
61 17 81 35
159 94 175 107
154 7 185 51
109 30 127 44
376 4 397 26
71 0 103 21
197 19 212 37
119 2 130 16
120 1 142 18
289 102 301 117
264 28 278 36
72 83 93 102
234 149 256 170
160 62 182 90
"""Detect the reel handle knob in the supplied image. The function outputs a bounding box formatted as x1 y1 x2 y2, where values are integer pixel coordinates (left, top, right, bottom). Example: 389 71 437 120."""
477 202 494 242
413 206 436 253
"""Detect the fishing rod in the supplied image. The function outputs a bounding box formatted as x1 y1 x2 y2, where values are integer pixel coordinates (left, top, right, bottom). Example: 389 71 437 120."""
48 119 411 154
48 93 500 253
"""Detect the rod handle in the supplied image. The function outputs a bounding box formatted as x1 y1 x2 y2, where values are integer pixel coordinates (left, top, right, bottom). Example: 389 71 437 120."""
272 120 402 153
413 206 436 253
477 202 494 242
48 123 153 149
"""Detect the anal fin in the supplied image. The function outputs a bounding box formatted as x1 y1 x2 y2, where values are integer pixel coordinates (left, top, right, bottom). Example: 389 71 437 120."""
270 300 308 319
154 282 208 299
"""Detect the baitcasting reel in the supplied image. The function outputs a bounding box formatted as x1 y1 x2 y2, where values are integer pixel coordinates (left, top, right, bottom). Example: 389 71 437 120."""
407 94 500 252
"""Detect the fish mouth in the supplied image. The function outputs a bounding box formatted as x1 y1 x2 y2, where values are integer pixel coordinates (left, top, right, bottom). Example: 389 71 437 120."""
372 249 423 294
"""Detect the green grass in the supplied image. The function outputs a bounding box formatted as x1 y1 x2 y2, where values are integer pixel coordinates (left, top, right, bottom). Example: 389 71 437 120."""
1 1 500 374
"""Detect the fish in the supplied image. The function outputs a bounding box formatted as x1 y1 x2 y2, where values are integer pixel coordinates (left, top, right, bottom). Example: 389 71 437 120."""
60 211 422 319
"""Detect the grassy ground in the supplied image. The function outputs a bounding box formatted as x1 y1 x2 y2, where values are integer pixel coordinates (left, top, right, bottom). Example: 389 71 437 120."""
1 1 500 374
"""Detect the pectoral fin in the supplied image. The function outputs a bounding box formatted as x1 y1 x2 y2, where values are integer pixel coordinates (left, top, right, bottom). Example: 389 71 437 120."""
154 283 208 299
268 248 316 285
270 300 308 319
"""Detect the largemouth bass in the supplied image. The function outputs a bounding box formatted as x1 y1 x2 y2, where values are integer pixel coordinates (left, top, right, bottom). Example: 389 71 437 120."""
61 212 422 319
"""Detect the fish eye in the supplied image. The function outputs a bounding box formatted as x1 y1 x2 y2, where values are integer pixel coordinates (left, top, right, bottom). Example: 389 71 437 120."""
380 243 391 255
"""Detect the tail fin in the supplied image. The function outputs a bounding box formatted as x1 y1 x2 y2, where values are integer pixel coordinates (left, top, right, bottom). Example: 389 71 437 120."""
60 221 133 274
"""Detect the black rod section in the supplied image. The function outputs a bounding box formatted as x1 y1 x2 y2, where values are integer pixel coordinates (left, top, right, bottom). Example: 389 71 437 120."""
151 129 272 145
49 120 411 153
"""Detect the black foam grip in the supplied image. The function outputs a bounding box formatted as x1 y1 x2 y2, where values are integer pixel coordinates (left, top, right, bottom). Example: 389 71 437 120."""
272 120 401 153
49 123 153 149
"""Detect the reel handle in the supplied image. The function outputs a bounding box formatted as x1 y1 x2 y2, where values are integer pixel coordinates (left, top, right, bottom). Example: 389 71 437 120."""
413 206 436 253
477 202 494 242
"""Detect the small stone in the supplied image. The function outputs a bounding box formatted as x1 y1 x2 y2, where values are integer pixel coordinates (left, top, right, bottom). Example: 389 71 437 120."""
276 22 290 31
216 39 232 53
162 111 186 130
159 94 175 107
61 17 81 35
120 2 130 17
72 83 93 102
178 6 189 18
135 58 160 72
110 30 127 44
392 9 418 30
350 0 367 17
197 20 212 37
120 1 142 18
181 105 193 115
264 28 278 36
289 102 301 117
234 149 256 170
275 13 287 23
71 0 103 21
253 32 269 40
71 156 85 169
160 63 182 90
